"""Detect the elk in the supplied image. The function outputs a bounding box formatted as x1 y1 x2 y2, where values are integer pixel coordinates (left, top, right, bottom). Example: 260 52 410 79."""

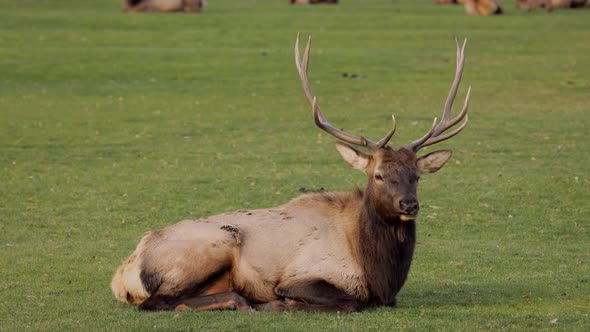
123 0 203 13
463 0 503 15
435 0 503 15
111 34 472 312
289 0 339 4
515 0 589 11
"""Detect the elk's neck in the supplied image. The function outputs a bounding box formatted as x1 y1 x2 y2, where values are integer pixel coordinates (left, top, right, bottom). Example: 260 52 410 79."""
358 192 416 306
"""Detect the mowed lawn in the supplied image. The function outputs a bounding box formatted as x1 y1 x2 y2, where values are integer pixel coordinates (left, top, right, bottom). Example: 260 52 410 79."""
1 0 588 330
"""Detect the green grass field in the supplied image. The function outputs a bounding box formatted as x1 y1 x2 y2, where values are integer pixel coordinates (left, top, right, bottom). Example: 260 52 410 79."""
1 0 589 330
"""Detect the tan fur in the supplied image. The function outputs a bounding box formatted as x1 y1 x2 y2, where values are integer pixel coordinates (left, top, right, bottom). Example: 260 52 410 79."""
123 0 203 13
112 222 238 303
516 0 588 11
289 0 339 4
111 149 454 307
111 191 371 305
434 0 503 15
111 237 151 303
463 0 503 15
434 0 459 4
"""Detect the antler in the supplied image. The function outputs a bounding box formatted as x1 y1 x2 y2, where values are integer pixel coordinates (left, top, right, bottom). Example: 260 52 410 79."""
405 37 472 152
295 33 396 151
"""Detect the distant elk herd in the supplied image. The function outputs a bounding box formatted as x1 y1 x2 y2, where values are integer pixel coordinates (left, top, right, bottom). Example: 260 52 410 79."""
111 34 472 312
123 0 204 12
122 0 337 13
122 0 589 14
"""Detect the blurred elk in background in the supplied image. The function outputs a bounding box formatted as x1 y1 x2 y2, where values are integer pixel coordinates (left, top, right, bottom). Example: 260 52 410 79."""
435 0 503 15
290 0 338 4
515 0 589 11
123 0 203 13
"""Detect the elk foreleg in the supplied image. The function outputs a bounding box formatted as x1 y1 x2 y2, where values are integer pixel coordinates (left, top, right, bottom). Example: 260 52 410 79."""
256 279 363 312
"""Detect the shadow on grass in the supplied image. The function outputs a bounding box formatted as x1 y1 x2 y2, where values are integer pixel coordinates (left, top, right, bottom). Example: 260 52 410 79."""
400 282 541 309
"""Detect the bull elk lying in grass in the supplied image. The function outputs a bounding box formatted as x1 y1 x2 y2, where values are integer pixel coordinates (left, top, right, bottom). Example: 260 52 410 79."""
123 0 203 13
111 34 472 312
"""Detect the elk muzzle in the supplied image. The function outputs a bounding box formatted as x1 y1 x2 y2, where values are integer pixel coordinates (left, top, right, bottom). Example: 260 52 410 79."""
399 199 419 221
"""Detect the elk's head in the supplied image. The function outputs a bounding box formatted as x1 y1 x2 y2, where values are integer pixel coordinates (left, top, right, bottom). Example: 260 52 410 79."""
295 34 471 222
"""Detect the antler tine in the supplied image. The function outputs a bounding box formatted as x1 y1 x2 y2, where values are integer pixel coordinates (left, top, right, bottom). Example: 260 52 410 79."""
295 33 396 151
405 117 438 152
419 85 471 148
374 114 397 148
311 97 369 146
295 33 314 105
437 37 467 129
406 38 471 153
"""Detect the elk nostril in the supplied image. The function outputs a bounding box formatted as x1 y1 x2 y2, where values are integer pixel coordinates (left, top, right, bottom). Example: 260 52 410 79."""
400 199 419 215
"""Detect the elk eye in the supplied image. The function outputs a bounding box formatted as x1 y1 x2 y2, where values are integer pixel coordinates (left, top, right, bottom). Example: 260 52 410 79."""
375 174 384 181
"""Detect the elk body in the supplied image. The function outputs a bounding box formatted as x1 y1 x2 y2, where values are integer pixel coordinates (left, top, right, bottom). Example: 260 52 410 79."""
435 0 503 15
289 0 339 4
515 0 589 11
111 35 472 312
123 0 203 13
463 0 503 15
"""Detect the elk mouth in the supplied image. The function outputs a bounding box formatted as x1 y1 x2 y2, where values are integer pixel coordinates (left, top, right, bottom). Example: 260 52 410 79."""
399 214 418 221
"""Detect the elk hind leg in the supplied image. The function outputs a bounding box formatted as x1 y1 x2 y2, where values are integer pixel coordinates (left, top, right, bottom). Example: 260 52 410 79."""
138 224 242 311
138 268 233 311
175 291 253 312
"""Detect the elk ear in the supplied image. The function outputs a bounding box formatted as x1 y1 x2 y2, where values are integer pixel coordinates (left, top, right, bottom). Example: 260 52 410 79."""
335 141 370 172
417 149 453 175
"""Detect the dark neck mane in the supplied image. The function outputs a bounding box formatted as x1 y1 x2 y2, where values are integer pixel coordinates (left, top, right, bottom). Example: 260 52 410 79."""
358 190 416 306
